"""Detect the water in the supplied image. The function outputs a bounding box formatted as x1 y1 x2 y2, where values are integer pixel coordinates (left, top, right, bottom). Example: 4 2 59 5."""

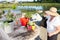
10 9 21 14
16 6 43 10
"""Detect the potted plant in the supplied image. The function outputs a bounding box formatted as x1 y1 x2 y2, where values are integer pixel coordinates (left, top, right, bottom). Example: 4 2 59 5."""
5 12 15 23
3 11 15 33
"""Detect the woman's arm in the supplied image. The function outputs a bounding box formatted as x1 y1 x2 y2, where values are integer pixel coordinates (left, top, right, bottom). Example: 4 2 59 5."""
48 26 60 37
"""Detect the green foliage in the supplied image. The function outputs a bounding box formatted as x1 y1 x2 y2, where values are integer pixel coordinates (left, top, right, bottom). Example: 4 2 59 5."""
6 12 15 21
12 4 16 9
42 0 56 3
21 10 36 18
4 22 9 26
0 10 4 18
0 3 60 9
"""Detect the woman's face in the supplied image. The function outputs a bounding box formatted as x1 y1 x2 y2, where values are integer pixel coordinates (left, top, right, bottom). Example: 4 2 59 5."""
44 13 51 19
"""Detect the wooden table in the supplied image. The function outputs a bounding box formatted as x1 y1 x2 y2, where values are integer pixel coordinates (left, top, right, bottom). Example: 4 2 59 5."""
9 24 40 40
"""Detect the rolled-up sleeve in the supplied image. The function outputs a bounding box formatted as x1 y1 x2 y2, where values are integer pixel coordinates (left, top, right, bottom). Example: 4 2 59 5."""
53 17 60 27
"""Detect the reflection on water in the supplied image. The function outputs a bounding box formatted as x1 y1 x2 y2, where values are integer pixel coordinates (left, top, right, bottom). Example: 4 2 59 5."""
16 6 43 10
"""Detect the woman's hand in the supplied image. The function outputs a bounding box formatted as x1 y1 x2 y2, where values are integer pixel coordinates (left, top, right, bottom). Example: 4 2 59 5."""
48 33 53 37
48 26 60 37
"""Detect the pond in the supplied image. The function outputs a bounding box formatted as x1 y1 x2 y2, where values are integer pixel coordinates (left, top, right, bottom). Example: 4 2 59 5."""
16 6 43 10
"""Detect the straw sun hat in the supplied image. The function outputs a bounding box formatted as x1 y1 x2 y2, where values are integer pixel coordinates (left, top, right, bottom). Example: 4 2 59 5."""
49 7 57 13
45 7 59 16
45 11 59 16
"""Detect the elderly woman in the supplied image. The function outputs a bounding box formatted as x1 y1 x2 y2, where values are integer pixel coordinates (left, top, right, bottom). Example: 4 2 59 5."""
45 7 60 40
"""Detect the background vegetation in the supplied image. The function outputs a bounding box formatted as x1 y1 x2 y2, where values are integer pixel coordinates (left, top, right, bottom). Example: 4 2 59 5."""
0 3 60 10
0 3 60 18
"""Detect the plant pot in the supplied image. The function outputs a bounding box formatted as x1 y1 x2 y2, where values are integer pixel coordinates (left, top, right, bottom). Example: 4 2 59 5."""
4 22 13 33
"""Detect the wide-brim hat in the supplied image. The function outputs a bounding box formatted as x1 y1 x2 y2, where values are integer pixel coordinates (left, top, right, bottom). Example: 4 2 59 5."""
45 11 59 16
49 7 57 13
